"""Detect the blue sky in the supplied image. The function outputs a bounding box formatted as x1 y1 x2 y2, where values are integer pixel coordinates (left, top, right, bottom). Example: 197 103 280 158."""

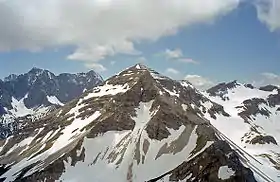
0 0 280 89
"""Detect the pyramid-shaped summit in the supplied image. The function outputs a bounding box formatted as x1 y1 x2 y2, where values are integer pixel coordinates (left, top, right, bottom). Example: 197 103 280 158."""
118 63 160 77
0 64 256 182
132 63 150 70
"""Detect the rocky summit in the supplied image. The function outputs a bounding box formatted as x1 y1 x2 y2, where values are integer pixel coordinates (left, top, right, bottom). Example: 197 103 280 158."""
0 68 103 139
0 64 266 182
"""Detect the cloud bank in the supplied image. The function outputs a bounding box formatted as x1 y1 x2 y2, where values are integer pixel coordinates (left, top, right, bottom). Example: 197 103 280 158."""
1 0 279 71
0 0 240 70
255 0 280 31
252 72 280 87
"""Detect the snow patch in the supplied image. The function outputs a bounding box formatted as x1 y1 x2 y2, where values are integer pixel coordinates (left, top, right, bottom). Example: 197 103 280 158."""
163 87 179 97
135 64 141 69
182 104 188 111
10 96 33 117
218 166 235 180
131 100 154 136
6 137 34 154
49 111 101 154
180 81 194 89
84 83 130 99
150 72 168 80
47 96 64 106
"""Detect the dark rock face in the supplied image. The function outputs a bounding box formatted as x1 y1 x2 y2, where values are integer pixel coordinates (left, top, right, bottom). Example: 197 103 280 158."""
267 92 280 107
250 135 277 145
245 84 254 89
207 81 240 101
0 105 6 116
0 121 17 139
0 80 12 111
259 85 279 92
150 141 256 182
238 98 270 122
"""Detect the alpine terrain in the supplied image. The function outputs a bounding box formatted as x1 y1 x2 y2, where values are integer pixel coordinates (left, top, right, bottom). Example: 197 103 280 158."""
0 68 103 139
205 81 280 181
0 64 278 182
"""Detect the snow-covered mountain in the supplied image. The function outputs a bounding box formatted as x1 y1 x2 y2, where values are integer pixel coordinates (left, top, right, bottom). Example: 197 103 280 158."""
0 68 103 138
206 81 280 181
0 64 259 182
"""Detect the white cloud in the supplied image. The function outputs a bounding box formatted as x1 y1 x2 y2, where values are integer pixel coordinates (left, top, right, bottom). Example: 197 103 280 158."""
0 0 240 69
162 48 200 64
252 72 280 87
166 68 180 75
67 46 114 62
164 49 183 59
184 74 215 90
255 0 280 31
178 58 200 64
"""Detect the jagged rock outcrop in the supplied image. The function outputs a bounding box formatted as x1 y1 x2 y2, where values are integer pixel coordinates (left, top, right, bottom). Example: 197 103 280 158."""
250 135 277 145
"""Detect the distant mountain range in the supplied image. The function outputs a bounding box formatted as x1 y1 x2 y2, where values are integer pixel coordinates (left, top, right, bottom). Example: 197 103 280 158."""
0 68 103 138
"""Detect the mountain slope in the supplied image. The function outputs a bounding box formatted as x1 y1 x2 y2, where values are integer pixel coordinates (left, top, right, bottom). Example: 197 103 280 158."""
205 81 280 181
0 64 255 182
0 68 103 138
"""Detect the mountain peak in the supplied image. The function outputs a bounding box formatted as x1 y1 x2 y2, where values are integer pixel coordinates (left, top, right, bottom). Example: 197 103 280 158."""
125 63 151 71
208 80 240 90
29 67 45 74
85 70 104 81
28 67 55 76
108 64 171 91
134 63 149 69
4 74 18 82
206 80 242 100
